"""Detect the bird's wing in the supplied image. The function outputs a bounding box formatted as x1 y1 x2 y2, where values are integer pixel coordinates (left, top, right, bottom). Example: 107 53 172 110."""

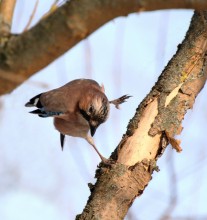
25 93 42 108
25 90 66 118
25 79 103 118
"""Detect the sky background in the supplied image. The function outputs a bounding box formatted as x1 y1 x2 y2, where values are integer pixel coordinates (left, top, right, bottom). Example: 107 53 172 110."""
0 1 207 220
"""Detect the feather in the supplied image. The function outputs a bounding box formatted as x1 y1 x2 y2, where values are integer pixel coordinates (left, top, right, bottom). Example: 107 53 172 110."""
60 133 65 150
29 109 63 118
25 93 43 108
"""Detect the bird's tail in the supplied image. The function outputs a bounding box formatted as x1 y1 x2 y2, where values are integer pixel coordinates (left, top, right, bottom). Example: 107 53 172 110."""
25 93 63 117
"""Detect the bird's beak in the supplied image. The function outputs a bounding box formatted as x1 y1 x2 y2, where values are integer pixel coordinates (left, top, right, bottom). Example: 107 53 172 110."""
90 124 97 137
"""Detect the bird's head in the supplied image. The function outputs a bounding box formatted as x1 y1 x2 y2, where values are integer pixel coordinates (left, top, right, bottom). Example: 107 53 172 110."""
79 93 110 136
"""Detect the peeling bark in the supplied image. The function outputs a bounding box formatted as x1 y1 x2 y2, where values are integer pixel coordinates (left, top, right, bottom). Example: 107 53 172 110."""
0 0 207 94
76 11 207 220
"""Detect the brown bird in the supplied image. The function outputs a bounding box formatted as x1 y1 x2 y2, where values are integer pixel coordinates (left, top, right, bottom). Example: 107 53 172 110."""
25 79 130 163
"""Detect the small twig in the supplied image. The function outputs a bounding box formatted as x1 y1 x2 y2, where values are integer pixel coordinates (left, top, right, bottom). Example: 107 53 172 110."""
23 0 39 32
41 0 67 20
42 0 59 19
24 0 66 32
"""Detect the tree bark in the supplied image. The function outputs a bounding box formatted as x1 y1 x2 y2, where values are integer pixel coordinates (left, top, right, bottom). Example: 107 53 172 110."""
0 0 207 95
76 11 207 220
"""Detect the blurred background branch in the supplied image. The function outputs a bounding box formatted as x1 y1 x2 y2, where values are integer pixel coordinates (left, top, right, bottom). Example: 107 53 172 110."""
0 0 207 95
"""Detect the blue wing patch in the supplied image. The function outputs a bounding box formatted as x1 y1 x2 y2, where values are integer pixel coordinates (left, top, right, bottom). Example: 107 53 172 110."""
29 109 63 118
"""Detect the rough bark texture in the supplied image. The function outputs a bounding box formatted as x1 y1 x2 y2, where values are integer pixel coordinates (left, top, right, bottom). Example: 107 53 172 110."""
76 11 207 220
0 0 207 95
77 163 151 220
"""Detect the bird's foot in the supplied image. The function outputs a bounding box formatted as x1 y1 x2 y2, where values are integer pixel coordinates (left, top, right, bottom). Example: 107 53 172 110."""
109 95 132 109
99 156 115 167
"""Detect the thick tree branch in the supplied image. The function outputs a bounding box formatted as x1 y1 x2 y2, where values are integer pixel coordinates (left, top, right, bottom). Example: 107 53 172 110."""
76 11 207 219
0 0 207 95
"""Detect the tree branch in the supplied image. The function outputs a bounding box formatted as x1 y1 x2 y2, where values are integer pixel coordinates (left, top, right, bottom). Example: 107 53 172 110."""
76 11 207 219
0 0 207 95
23 0 39 32
0 0 16 35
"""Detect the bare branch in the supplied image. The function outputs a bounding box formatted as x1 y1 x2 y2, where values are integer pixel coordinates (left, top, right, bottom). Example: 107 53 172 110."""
0 0 207 95
42 0 59 19
23 0 39 32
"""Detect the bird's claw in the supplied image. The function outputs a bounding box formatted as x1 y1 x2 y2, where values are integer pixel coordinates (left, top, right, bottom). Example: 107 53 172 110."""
99 157 115 167
109 95 132 109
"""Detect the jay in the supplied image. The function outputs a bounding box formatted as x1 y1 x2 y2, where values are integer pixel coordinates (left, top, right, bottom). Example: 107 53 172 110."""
25 79 130 163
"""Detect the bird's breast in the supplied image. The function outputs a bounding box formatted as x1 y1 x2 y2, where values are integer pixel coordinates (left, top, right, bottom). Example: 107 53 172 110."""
53 114 89 138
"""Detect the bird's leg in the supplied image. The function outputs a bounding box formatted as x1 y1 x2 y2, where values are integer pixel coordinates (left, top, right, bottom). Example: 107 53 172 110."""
109 95 131 109
85 136 110 164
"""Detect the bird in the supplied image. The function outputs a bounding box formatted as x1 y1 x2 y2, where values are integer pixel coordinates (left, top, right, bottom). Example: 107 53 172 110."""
25 79 131 164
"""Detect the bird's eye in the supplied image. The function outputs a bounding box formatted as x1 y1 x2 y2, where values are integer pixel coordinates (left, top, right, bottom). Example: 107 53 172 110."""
89 105 93 114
